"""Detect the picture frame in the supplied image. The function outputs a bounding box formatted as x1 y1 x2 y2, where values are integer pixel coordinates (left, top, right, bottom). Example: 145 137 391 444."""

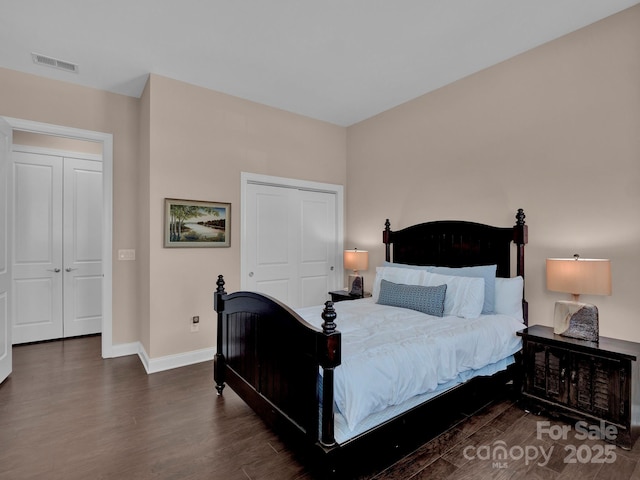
164 198 230 248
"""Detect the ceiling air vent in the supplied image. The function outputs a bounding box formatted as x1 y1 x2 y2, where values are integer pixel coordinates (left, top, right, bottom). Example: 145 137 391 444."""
32 53 79 73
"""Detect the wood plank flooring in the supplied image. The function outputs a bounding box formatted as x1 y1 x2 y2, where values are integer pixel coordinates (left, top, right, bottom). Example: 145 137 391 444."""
2 336 640 479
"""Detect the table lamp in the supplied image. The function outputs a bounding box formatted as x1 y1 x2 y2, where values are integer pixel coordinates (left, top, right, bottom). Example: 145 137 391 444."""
344 248 368 297
546 254 611 342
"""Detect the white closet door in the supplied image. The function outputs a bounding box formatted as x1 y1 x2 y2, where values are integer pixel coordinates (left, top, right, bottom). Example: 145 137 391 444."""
12 151 64 343
299 189 337 307
63 158 103 337
245 182 338 309
245 183 298 305
12 151 102 343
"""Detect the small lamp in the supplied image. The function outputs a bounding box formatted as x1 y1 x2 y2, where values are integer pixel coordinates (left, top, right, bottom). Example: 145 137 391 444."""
344 248 369 297
546 254 611 342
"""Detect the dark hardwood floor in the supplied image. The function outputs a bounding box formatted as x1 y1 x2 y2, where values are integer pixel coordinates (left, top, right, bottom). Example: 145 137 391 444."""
1 336 640 479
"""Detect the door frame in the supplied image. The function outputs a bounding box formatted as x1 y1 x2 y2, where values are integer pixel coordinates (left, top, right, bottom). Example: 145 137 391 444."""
240 172 344 292
3 117 114 358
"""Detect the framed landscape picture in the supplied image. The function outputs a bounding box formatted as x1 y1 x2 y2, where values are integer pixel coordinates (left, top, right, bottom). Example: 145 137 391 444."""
164 198 230 247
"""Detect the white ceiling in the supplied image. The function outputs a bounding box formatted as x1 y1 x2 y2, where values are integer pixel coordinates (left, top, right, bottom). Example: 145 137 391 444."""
1 1 638 126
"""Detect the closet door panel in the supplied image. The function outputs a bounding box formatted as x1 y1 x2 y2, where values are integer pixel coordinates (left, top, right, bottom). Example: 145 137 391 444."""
11 152 63 343
63 157 103 337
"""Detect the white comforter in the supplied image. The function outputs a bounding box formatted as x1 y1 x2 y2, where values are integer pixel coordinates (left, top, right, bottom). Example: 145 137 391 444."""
297 298 523 431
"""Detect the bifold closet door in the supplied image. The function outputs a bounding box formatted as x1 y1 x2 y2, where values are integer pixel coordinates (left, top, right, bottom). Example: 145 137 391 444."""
12 151 102 344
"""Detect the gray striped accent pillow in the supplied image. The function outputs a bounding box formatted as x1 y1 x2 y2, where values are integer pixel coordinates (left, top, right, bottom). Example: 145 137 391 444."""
377 279 447 317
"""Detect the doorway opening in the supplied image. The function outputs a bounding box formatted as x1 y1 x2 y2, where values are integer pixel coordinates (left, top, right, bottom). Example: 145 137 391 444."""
4 117 113 358
12 136 103 343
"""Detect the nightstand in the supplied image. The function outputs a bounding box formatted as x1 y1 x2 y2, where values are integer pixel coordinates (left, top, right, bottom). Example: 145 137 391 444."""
517 325 640 449
329 290 370 303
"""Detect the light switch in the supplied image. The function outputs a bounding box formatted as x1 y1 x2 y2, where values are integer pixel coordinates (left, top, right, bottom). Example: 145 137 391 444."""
118 249 136 261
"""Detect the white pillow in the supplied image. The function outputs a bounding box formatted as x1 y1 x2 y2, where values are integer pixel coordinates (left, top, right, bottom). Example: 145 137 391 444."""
382 261 433 271
423 272 484 318
371 266 424 301
422 271 484 319
495 276 524 322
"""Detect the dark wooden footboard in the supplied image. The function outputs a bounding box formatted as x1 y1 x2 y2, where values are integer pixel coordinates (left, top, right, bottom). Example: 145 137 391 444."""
214 275 341 447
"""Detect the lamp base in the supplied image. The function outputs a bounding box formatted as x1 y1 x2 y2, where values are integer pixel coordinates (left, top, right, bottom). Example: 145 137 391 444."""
348 274 364 297
553 300 599 342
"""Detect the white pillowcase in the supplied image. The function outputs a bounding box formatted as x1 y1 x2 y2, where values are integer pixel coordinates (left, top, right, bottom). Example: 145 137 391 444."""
495 276 524 322
371 266 423 301
422 271 484 319
372 266 485 319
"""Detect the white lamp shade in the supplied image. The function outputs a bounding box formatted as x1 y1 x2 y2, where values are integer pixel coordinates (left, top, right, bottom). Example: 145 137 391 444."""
546 258 611 296
344 249 369 272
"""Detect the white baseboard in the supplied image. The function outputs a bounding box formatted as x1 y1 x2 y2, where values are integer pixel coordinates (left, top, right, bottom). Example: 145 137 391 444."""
109 341 140 358
108 341 215 374
136 343 215 374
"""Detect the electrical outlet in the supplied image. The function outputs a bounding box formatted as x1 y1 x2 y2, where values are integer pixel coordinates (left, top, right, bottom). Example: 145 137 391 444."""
191 316 199 332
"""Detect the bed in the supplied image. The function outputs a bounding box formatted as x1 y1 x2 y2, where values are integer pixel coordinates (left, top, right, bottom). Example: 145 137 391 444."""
214 209 528 477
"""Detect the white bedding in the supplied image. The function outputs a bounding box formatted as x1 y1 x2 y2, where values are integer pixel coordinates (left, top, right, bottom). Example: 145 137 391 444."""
333 355 515 443
297 298 523 432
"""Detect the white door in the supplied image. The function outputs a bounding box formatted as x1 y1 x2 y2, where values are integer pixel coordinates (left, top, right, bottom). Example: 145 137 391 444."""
12 150 102 344
245 182 339 308
299 189 337 307
246 183 298 304
12 151 63 343
0 118 12 383
63 158 103 337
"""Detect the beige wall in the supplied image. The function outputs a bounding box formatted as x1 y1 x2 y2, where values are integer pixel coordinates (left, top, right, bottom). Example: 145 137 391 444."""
138 80 151 353
143 74 346 357
347 6 640 341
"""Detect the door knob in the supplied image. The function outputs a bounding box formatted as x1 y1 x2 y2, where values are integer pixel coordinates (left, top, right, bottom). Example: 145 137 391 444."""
248 272 254 277
47 268 61 273
65 267 78 272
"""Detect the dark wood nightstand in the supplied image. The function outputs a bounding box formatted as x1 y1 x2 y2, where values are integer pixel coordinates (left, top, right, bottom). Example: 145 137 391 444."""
517 325 640 449
328 290 370 303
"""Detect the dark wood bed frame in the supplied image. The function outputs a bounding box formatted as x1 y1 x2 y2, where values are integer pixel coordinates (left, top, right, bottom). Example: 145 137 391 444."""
214 209 528 477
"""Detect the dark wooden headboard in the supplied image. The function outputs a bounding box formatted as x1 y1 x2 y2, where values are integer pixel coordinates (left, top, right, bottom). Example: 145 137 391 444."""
383 209 528 322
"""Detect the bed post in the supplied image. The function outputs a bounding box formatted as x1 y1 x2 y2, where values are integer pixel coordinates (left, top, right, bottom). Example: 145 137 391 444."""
513 209 529 325
213 275 227 395
383 219 391 262
319 301 341 447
